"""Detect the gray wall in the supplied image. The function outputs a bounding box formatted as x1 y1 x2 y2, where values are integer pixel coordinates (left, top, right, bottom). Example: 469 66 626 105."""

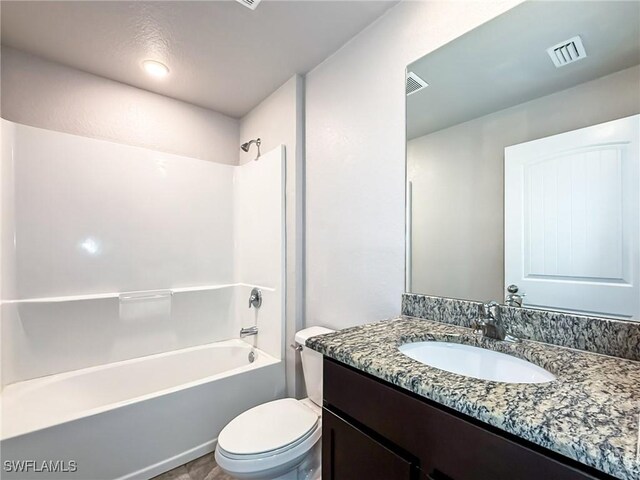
305 0 522 330
408 65 640 302
1 47 239 165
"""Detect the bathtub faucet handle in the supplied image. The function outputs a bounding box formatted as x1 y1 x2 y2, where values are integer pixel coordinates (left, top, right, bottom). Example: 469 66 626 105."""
248 288 262 309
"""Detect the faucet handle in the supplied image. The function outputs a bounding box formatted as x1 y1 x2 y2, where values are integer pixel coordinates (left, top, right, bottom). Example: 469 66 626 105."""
482 300 500 317
471 317 486 335
248 288 262 309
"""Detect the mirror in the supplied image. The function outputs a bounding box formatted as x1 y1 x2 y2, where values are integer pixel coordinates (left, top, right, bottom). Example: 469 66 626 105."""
405 1 640 320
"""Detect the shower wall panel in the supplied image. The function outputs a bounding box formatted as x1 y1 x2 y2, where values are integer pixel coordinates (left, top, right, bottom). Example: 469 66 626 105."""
0 121 285 387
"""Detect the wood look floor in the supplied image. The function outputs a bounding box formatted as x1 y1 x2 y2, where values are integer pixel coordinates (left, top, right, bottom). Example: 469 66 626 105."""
152 453 236 480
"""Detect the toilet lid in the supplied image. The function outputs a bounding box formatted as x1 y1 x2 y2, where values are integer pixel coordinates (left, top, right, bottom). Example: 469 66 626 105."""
218 398 319 456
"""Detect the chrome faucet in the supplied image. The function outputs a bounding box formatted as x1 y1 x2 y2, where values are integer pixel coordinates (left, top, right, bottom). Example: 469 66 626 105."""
472 301 520 342
240 326 258 337
248 288 262 309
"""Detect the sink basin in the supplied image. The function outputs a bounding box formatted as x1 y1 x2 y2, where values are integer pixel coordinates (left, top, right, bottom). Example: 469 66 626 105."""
398 341 555 384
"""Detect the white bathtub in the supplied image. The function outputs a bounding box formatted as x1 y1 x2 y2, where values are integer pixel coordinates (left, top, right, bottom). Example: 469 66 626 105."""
0 340 285 480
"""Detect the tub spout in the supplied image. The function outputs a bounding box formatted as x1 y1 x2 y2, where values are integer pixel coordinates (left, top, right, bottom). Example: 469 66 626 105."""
240 326 258 338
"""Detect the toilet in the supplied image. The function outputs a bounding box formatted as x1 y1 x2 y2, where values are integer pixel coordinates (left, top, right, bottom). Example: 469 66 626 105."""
215 326 334 480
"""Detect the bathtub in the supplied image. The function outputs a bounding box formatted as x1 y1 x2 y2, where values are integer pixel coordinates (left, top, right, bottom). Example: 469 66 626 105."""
0 340 285 480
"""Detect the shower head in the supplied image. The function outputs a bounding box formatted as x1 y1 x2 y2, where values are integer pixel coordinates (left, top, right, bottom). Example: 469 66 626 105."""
240 138 261 160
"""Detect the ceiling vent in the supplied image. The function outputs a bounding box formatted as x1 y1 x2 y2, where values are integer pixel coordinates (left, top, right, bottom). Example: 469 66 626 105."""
235 0 261 10
547 36 587 68
406 71 429 96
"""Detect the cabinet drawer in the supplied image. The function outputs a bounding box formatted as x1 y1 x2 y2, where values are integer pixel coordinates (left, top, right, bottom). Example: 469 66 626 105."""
323 358 602 480
323 408 415 480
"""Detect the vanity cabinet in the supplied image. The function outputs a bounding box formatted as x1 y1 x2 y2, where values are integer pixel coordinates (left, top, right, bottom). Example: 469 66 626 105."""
323 409 416 479
322 358 609 480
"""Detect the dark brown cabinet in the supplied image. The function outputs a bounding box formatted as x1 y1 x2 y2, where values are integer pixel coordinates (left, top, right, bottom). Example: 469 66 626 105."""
322 358 610 480
323 409 416 480
419 470 453 480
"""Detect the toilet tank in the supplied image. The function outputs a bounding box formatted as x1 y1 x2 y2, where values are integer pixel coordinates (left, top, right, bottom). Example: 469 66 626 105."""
295 327 334 407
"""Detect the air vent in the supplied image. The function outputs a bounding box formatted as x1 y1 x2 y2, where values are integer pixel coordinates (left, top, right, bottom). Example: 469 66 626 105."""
406 71 429 96
235 0 261 10
547 36 587 68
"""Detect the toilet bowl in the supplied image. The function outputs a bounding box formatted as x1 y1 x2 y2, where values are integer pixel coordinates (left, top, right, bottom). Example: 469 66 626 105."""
215 326 334 480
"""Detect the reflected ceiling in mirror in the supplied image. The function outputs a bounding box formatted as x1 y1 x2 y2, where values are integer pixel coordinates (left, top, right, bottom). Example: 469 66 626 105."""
405 1 640 320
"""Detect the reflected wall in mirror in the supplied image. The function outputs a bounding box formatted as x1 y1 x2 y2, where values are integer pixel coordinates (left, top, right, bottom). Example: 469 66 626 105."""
405 1 640 320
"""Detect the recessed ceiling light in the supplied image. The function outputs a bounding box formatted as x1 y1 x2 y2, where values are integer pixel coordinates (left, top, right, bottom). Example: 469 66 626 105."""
142 60 169 78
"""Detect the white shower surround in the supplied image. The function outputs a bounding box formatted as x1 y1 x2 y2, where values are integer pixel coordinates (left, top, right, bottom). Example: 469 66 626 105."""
1 120 286 386
0 120 286 478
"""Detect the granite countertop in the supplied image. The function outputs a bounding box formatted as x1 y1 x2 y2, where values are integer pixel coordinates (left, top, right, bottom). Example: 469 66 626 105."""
306 316 640 479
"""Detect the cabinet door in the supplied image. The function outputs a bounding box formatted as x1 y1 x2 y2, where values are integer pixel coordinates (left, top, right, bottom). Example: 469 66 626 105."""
419 469 454 480
323 409 414 480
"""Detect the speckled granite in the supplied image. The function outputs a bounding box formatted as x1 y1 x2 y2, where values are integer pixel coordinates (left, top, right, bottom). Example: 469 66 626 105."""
402 293 640 362
307 317 640 479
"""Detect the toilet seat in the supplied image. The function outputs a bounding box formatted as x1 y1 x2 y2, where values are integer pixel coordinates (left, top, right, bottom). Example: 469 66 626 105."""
218 422 318 461
217 398 319 459
215 398 322 478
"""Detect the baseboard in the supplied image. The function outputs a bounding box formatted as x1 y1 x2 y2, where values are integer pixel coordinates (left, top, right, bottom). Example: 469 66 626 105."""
116 438 218 480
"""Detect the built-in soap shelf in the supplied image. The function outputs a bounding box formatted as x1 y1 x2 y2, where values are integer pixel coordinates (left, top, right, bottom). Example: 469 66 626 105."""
1 283 274 305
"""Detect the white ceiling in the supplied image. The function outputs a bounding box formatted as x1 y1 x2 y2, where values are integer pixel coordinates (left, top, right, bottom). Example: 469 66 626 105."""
406 1 640 139
1 0 398 118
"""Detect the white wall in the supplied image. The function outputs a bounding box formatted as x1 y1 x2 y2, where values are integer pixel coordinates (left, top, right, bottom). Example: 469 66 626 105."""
239 77 302 167
1 47 239 165
305 0 522 330
0 121 16 391
239 76 305 397
408 65 640 302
